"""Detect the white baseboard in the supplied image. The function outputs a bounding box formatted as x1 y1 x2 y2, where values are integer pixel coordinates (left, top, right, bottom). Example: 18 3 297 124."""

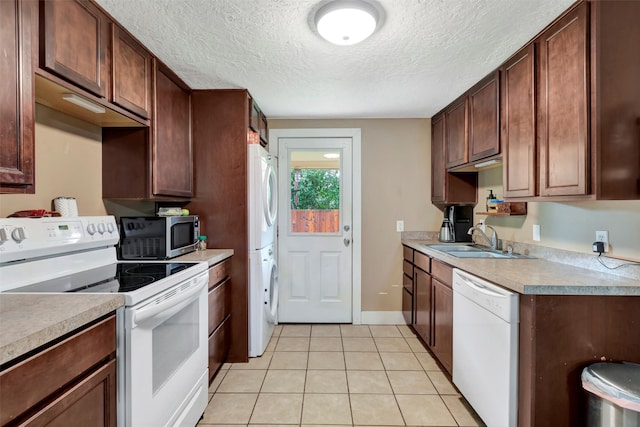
358 311 405 325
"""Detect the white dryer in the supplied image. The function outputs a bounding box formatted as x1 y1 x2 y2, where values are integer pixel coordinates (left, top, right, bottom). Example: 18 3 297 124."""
249 244 278 357
248 145 277 250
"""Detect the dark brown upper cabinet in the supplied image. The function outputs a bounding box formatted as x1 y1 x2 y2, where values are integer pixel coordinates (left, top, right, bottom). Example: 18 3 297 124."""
152 62 192 197
431 113 478 205
40 0 110 98
111 25 152 119
468 70 500 163
259 112 268 147
537 2 589 197
1 0 37 194
444 96 468 169
102 60 192 200
501 44 536 198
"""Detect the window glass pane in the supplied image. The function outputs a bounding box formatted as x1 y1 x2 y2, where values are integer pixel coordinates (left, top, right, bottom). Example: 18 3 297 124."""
290 150 340 233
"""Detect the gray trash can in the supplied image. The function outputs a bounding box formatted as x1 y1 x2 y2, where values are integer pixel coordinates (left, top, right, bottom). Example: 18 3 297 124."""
582 362 640 427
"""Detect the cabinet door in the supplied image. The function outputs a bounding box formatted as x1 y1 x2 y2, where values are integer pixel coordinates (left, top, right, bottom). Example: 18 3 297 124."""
249 97 260 132
259 112 269 147
444 96 468 169
414 268 431 345
537 3 589 197
502 44 537 198
208 277 230 335
153 63 193 197
431 113 446 203
209 317 231 383
432 279 453 374
21 360 116 427
111 25 152 119
41 0 109 97
468 70 500 162
402 286 413 326
0 0 36 194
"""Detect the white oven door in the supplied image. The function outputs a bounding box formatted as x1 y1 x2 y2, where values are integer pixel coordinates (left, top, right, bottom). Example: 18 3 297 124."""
125 271 209 427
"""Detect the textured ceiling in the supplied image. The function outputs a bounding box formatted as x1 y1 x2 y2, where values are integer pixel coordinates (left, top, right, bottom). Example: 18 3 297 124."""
94 0 575 119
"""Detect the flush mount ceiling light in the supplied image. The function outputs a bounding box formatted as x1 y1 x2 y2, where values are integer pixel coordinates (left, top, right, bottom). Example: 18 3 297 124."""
315 0 379 45
62 93 106 114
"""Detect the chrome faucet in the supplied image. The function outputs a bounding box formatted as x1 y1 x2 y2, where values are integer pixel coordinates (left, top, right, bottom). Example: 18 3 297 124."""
467 223 499 250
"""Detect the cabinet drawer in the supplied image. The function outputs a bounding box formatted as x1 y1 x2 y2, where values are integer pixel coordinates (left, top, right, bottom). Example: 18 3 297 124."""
0 315 116 426
402 245 414 263
432 259 453 286
208 259 231 290
209 277 231 334
414 251 431 273
402 287 413 325
402 272 413 292
209 316 231 382
402 260 413 278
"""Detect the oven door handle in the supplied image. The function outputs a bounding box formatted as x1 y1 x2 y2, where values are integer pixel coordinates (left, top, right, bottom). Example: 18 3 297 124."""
133 282 205 326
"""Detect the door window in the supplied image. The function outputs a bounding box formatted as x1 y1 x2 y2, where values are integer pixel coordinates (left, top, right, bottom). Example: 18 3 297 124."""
289 150 341 234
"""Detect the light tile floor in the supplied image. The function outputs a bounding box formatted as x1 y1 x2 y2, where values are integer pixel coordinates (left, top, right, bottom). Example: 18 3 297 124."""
198 324 485 426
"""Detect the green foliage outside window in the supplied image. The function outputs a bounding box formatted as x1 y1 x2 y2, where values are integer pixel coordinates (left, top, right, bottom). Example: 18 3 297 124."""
291 169 340 209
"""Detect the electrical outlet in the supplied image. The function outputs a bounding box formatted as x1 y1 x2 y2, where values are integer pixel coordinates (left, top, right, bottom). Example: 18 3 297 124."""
595 230 609 252
533 224 541 241
396 220 404 232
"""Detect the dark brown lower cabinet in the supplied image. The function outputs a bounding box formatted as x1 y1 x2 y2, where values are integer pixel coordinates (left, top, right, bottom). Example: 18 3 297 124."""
402 286 413 325
209 317 231 379
0 315 117 426
207 258 232 382
414 268 431 344
431 278 453 373
518 295 640 427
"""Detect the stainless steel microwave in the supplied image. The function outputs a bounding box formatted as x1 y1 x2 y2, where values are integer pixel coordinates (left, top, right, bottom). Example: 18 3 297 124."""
118 216 200 259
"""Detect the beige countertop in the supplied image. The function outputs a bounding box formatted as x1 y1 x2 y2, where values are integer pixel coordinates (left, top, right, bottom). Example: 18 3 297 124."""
403 239 640 296
0 249 232 367
173 249 234 266
0 294 124 366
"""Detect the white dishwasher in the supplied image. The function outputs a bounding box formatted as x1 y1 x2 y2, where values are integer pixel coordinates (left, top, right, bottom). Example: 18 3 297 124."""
452 268 519 427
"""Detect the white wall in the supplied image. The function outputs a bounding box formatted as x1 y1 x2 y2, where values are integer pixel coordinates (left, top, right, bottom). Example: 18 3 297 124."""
0 105 107 217
477 167 640 261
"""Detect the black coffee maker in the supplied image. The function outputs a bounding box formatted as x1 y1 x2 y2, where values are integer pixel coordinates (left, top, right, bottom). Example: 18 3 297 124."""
444 205 474 243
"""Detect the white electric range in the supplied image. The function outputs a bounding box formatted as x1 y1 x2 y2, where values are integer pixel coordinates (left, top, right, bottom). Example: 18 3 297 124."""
0 216 209 427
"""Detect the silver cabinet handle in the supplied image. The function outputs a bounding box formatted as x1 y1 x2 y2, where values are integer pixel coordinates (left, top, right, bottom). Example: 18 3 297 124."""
344 238 351 247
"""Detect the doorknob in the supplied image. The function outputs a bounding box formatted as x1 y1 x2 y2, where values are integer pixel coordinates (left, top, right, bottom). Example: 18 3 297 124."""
344 238 351 247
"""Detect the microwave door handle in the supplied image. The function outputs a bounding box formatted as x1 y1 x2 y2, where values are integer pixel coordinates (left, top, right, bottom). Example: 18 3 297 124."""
133 282 204 326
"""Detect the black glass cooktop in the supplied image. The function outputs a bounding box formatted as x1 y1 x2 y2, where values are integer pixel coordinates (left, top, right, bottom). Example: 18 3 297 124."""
10 262 197 294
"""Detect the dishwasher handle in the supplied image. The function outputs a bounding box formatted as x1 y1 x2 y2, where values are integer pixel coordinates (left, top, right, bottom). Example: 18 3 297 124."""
452 268 519 323
457 274 506 297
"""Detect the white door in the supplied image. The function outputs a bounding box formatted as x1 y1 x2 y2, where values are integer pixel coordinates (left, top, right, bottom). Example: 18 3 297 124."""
277 136 353 323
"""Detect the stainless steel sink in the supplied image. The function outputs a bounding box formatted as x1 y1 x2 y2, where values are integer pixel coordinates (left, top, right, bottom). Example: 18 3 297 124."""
422 243 534 259
446 251 514 258
424 244 479 252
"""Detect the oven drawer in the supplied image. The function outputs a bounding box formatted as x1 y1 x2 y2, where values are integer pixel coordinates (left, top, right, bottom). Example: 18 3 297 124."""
0 315 116 426
209 316 231 382
208 277 231 334
208 259 230 290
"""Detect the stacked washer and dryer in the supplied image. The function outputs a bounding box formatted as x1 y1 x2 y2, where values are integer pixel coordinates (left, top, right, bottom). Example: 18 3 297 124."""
248 144 279 357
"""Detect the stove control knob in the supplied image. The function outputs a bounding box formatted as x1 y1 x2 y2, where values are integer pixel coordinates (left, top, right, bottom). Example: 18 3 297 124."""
11 227 28 242
0 227 10 243
97 223 106 234
107 223 115 234
87 223 97 235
